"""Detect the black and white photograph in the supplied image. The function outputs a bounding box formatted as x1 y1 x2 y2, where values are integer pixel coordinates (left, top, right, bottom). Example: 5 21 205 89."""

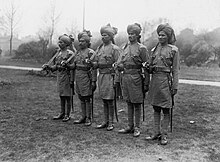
0 0 220 161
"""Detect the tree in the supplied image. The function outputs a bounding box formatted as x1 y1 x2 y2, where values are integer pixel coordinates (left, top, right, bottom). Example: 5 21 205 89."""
141 18 169 42
65 20 79 39
41 0 61 46
185 40 214 67
1 0 21 55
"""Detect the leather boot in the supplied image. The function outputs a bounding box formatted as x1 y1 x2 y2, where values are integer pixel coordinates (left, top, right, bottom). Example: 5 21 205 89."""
133 126 141 137
53 113 65 120
85 117 92 126
74 117 86 124
118 126 134 134
145 133 162 140
85 100 92 126
96 121 109 129
118 102 134 133
107 100 114 131
62 115 71 122
74 101 86 124
53 97 65 120
63 97 71 122
160 134 168 145
96 100 109 129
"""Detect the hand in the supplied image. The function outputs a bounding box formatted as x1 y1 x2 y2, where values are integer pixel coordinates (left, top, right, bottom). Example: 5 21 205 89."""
42 64 49 70
117 63 124 72
113 82 120 89
144 85 149 93
70 81 74 88
92 81 97 92
172 89 177 96
56 64 65 71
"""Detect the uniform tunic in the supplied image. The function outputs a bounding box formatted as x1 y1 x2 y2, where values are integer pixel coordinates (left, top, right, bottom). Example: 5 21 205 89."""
148 44 179 108
75 48 96 96
118 42 149 103
95 43 120 100
50 49 74 96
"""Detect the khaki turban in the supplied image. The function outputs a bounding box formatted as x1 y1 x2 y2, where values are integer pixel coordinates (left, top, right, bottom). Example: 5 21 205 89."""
78 30 92 42
100 24 118 38
157 24 176 44
59 34 72 46
127 23 142 35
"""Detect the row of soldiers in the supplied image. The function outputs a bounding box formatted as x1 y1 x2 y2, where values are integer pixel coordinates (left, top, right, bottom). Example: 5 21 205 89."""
42 23 179 145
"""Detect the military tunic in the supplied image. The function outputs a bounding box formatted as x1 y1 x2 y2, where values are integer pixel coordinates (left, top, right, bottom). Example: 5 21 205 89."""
95 43 120 100
50 49 75 96
148 44 179 108
118 42 149 103
75 48 96 96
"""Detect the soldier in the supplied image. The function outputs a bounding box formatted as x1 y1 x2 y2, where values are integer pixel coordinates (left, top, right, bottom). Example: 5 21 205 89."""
73 30 97 126
145 24 179 145
94 24 121 131
117 23 150 137
42 34 75 122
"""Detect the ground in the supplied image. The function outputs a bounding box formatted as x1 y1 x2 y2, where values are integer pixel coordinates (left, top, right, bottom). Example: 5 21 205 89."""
0 59 220 161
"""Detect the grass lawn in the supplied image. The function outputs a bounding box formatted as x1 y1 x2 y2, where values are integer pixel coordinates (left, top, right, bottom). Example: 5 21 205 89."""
0 61 220 161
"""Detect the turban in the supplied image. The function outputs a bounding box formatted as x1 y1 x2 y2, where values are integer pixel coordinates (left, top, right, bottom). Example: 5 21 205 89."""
100 23 118 38
58 34 72 46
127 23 142 35
157 24 176 44
78 30 92 42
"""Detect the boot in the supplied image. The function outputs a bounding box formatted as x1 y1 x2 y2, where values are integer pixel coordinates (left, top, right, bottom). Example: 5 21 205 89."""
74 117 86 124
96 121 109 129
134 103 141 137
63 97 71 122
145 133 162 140
96 100 109 129
160 134 168 145
74 101 86 124
53 113 64 120
53 97 65 120
118 126 134 134
160 108 170 145
85 117 92 126
85 100 92 126
106 100 114 131
118 102 134 133
62 115 71 122
133 126 140 137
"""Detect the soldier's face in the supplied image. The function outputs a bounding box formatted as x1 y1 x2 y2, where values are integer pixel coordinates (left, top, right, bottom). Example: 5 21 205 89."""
158 31 168 45
101 33 111 44
128 31 138 43
58 40 67 49
79 38 87 49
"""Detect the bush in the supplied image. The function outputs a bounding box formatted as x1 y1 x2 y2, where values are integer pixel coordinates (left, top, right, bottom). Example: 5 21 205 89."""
13 38 59 63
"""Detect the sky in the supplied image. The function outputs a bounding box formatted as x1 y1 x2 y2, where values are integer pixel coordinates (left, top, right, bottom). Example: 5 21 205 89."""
1 0 220 38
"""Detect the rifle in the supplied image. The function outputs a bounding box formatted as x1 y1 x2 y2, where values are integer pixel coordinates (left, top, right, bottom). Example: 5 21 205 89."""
70 71 75 113
112 73 119 122
141 70 145 121
171 94 174 132
167 73 174 132
91 92 94 119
